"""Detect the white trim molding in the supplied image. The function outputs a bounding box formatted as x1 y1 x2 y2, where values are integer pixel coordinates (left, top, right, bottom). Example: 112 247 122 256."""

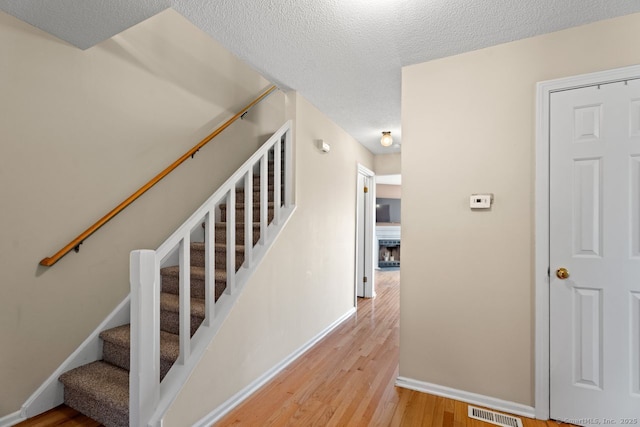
0 411 25 427
193 307 356 427
396 377 535 419
534 63 640 421
355 163 376 301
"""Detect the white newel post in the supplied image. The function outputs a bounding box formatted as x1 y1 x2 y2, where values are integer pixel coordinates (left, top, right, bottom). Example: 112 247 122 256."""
130 250 160 427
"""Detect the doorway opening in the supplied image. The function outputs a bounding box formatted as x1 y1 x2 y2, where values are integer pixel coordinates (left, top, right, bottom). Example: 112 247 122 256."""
375 174 401 271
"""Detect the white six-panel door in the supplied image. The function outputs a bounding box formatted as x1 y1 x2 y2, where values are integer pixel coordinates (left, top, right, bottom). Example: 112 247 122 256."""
550 80 640 425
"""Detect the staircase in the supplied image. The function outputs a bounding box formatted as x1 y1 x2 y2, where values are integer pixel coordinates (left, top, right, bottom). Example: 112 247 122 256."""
56 122 292 427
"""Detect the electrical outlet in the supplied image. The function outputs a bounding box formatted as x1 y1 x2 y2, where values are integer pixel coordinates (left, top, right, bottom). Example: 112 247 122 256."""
470 194 493 209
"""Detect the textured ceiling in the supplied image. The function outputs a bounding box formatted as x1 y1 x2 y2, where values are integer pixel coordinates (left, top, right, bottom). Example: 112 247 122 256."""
3 1 640 154
0 0 170 49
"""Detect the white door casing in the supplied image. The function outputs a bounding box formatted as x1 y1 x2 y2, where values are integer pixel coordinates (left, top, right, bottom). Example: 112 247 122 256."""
356 164 375 299
536 65 640 423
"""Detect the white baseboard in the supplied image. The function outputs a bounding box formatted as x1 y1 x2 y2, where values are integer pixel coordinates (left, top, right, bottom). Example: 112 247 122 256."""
395 376 536 419
193 307 357 427
0 411 25 427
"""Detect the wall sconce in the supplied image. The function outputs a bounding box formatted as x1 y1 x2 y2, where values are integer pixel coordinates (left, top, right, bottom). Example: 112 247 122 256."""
380 131 393 147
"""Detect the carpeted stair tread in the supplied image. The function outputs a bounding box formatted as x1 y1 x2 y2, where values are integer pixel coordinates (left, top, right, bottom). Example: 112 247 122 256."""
161 264 203 280
59 361 128 427
236 184 274 192
160 293 206 336
100 325 180 363
99 324 132 348
190 244 245 270
215 222 261 229
160 292 205 317
161 265 228 281
220 204 275 223
220 201 275 209
214 223 261 244
162 265 203 299
160 266 229 300
190 242 246 252
100 325 179 380
160 265 227 285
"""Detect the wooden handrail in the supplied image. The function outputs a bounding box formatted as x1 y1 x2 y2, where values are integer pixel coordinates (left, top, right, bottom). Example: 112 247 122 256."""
40 85 278 267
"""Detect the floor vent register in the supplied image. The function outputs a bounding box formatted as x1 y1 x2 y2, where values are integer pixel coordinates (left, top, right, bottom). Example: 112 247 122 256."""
468 406 523 427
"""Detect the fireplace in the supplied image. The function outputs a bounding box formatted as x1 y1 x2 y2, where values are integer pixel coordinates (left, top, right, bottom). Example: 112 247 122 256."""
378 239 400 268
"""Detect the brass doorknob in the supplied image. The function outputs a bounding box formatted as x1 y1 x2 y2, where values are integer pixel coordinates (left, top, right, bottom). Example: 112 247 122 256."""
556 268 570 280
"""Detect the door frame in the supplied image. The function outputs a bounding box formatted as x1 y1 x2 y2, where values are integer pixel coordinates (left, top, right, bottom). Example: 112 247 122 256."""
534 63 640 420
355 163 376 303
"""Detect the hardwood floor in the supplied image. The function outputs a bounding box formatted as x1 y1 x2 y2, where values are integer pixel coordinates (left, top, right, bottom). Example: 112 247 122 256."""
14 404 101 427
215 270 567 427
15 270 570 426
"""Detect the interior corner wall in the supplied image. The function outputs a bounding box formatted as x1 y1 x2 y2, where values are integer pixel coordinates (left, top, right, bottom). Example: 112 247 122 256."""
374 153 401 175
400 12 640 407
0 9 286 416
163 92 374 426
376 184 401 199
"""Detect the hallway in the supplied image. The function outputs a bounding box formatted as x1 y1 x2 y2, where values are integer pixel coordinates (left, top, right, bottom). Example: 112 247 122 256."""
215 270 564 426
17 270 568 426
217 269 401 426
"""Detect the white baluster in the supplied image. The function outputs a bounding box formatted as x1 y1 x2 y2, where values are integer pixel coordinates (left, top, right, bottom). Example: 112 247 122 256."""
260 154 268 244
226 189 236 293
244 170 253 268
179 237 190 364
204 211 215 326
274 138 282 225
284 129 293 208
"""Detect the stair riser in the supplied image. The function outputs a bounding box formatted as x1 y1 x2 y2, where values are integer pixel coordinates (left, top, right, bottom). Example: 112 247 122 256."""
214 225 260 246
102 341 175 381
160 310 204 336
161 274 229 300
236 187 274 196
220 206 274 223
190 247 244 270
64 388 128 427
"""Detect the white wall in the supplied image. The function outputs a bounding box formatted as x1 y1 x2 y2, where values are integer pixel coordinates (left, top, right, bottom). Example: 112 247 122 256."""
164 92 374 425
0 9 286 416
401 12 640 407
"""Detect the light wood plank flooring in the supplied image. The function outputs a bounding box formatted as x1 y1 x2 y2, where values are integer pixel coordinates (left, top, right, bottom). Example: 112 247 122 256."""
216 270 567 427
15 269 570 426
14 404 101 427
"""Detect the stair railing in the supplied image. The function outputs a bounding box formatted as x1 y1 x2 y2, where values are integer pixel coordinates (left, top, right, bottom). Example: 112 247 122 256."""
130 121 293 427
39 85 278 267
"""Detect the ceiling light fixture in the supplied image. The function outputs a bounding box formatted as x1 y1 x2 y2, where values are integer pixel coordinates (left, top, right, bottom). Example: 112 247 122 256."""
381 131 393 147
